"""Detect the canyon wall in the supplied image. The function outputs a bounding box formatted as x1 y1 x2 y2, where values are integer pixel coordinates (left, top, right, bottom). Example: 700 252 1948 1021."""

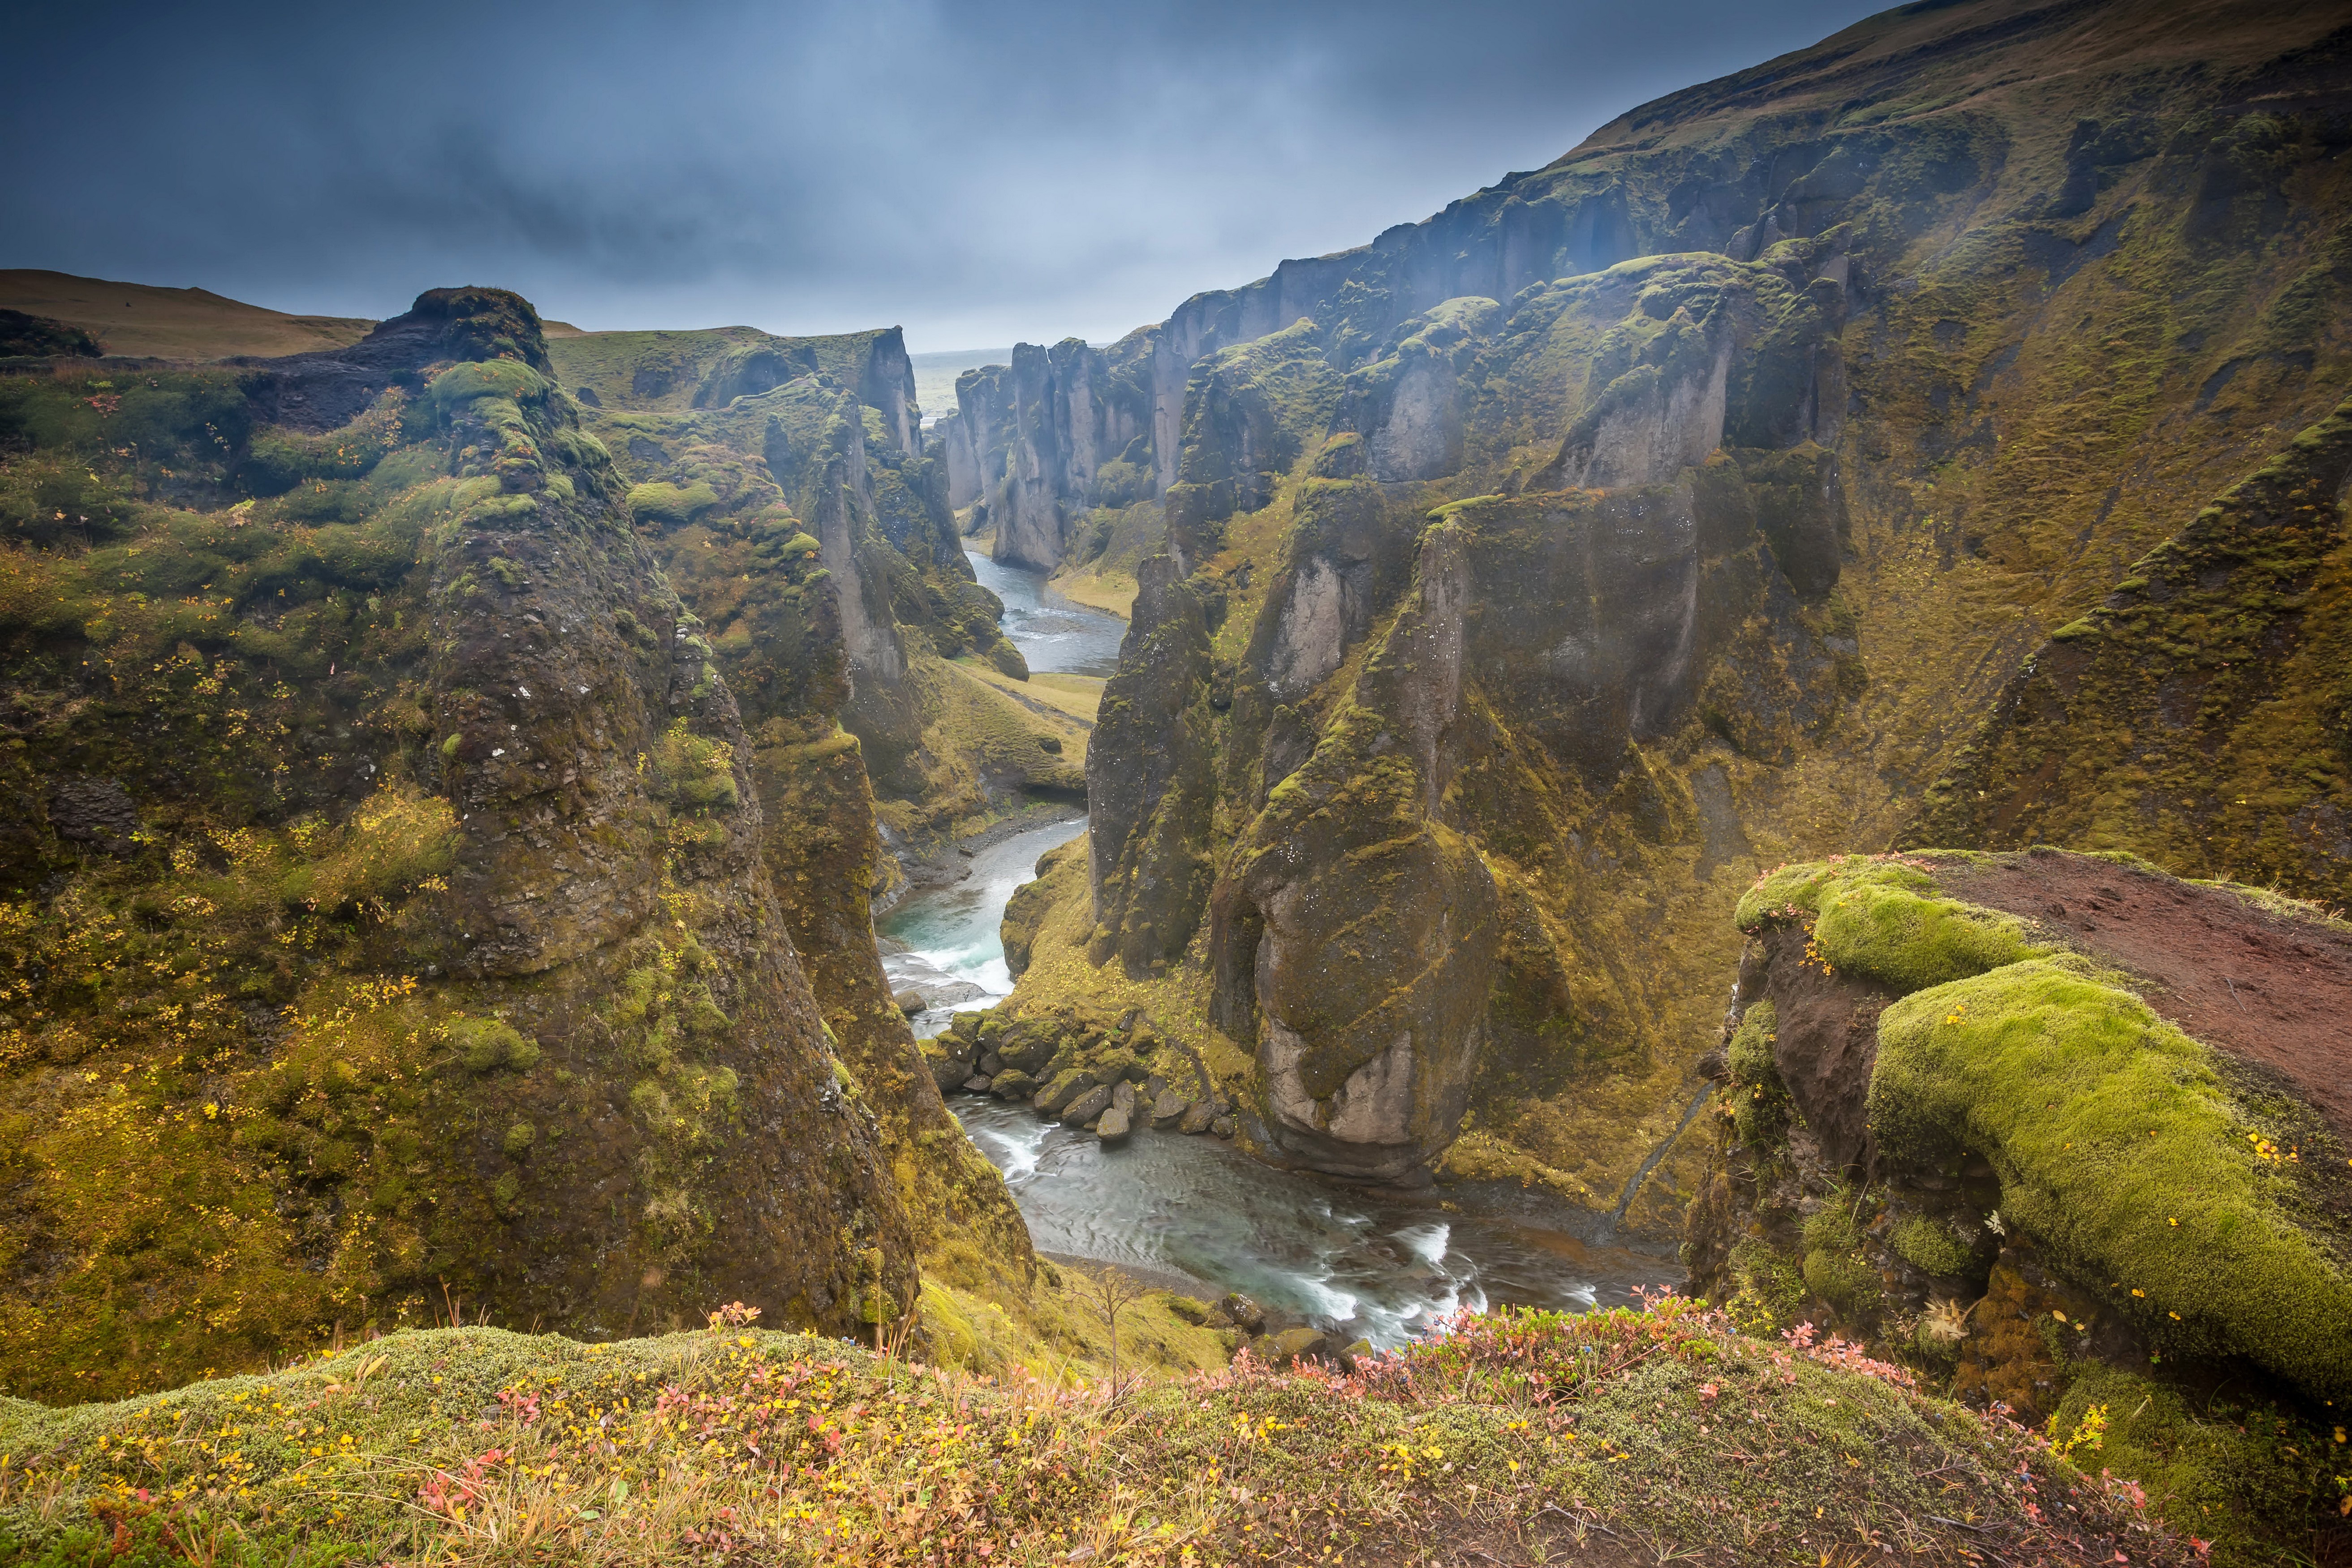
0 291 953 1398
1007 0 2352 1215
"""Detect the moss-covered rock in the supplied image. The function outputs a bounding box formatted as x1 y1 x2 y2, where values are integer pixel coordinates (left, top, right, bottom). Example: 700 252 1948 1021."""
1004 0 2352 1247
0 288 922 1400
1690 847 2352 1558
1086 555 1216 978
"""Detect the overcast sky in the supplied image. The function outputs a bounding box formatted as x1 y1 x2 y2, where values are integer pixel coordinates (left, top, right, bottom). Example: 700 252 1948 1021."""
6 0 1885 351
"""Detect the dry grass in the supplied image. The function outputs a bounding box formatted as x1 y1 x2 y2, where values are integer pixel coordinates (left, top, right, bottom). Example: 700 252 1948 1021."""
0 269 375 360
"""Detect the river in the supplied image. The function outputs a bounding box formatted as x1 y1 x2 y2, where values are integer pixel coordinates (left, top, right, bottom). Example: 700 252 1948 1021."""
963 548 1126 676
875 549 1676 1347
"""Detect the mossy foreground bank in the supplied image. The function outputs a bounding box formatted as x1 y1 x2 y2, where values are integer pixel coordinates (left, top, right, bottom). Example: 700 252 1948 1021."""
1687 849 2352 1562
0 1301 2200 1567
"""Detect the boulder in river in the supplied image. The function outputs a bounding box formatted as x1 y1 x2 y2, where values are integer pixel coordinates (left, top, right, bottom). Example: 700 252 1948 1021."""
1177 1100 1216 1134
997 1018 1060 1074
961 1075 993 1094
1209 1115 1236 1138
990 1068 1037 1101
1262 1326 1331 1367
1110 1081 1138 1118
922 1036 975 1093
1095 1105 1133 1144
1093 1047 1149 1084
977 1051 1002 1077
1215 1293 1266 1335
892 987 926 1015
1033 1068 1096 1116
1149 1089 1187 1128
1061 1083 1114 1127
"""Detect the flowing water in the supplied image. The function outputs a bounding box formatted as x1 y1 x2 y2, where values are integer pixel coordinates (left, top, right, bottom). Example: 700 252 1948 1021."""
878 815 1087 1023
875 549 1677 1348
964 548 1126 676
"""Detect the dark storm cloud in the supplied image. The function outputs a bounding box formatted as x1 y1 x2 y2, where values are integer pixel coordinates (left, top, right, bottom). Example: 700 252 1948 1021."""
4 0 1884 348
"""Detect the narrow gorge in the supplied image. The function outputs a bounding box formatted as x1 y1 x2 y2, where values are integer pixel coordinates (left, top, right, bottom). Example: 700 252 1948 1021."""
2 0 2349 1560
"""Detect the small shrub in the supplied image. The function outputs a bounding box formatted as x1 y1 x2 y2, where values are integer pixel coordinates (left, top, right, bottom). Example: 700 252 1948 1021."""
449 1017 537 1074
1890 1214 1972 1277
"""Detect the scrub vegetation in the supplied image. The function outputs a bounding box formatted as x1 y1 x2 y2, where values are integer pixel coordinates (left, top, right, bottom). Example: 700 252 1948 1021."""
0 1298 2195 1567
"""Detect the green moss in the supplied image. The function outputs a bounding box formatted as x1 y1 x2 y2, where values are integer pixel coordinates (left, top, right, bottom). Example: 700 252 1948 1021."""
2041 1365 2336 1564
1889 1215 1971 1277
627 480 721 523
1801 1246 1882 1323
1724 1238 1806 1332
447 1017 536 1075
1738 857 2042 990
1798 1204 1882 1322
1724 1000 1790 1150
0 1300 2168 1566
1873 959 2352 1397
424 359 550 414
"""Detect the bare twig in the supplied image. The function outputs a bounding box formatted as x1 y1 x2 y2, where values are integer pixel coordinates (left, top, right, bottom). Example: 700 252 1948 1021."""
1538 1503 1617 1540
1076 1264 1150 1405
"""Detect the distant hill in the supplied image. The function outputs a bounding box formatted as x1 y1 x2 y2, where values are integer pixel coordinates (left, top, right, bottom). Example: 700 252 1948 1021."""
0 269 376 359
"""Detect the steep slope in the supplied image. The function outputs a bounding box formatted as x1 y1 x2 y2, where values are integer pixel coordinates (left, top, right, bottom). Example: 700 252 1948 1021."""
1912 390 2352 896
540 325 1046 1281
999 0 2352 1226
0 269 376 360
545 327 1079 837
0 289 924 1401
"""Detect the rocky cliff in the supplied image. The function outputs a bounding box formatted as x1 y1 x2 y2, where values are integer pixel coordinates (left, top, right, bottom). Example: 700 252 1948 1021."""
1002 0 2352 1223
1681 847 2351 1557
0 289 937 1400
539 323 1046 1283
545 326 1081 844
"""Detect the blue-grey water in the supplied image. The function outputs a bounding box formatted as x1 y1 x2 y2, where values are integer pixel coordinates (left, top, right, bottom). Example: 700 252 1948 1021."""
964 548 1126 676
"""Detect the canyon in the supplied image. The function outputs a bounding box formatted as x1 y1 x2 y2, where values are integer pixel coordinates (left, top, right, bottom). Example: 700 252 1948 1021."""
1 0 2348 1557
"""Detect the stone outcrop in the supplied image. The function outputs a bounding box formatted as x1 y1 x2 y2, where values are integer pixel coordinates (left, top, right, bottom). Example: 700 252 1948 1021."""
0 289 926 1398
1682 849 2352 1546
1086 556 1217 977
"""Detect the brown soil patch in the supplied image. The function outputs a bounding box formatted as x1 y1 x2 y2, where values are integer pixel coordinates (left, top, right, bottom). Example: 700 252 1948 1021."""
1940 849 2352 1144
1759 925 1898 1168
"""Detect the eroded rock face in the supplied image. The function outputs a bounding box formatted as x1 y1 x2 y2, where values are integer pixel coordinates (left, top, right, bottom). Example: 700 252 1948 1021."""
1055 250 1868 1182
0 288 921 1396
1086 556 1216 976
1212 476 1756 1177
1008 0 2352 1227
